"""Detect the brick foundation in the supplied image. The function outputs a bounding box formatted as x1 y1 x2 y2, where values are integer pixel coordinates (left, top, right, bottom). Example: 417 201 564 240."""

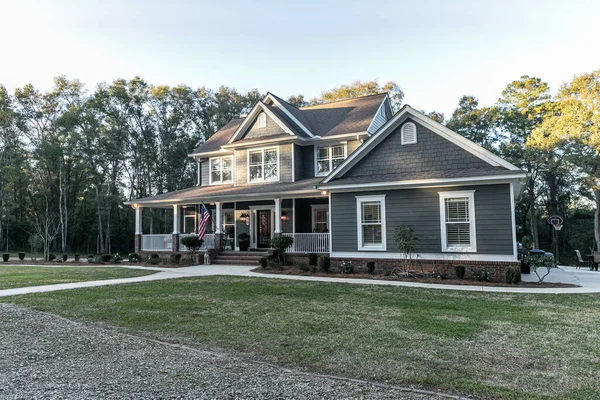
330 257 519 282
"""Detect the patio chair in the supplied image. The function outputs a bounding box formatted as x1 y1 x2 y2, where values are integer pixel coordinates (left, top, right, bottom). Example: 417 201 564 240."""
575 250 590 269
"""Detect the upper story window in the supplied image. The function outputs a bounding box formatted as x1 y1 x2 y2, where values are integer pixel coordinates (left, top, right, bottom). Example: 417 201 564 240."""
209 156 233 185
257 112 267 128
315 143 347 176
248 147 279 182
356 195 386 251
401 122 417 144
438 190 477 252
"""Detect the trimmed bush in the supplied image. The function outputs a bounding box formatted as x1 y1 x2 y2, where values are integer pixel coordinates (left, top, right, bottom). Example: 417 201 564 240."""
169 252 182 264
87 255 94 263
101 254 111 262
62 254 68 262
149 253 161 265
472 267 492 282
455 265 466 279
128 252 139 262
259 257 268 269
505 266 522 284
74 254 80 262
18 252 25 261
181 236 203 252
339 261 354 274
110 253 123 264
270 235 294 264
48 254 56 261
318 255 330 272
308 253 318 266
366 261 375 274
2 253 8 262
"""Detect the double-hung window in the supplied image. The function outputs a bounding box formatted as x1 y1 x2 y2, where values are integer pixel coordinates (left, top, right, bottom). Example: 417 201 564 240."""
316 144 347 176
248 147 278 182
356 195 386 251
209 156 233 184
311 205 329 233
439 190 477 252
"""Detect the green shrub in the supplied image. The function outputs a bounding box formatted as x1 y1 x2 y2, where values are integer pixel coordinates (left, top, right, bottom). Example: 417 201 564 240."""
110 253 123 264
48 254 56 261
2 253 8 262
298 263 309 271
366 261 375 274
169 252 182 264
100 254 111 262
318 255 330 272
74 254 80 262
308 253 318 266
524 254 557 282
128 252 139 262
149 253 160 265
181 236 203 252
505 266 522 284
62 254 68 262
455 265 466 279
472 267 492 282
270 235 294 263
259 257 268 269
87 255 94 263
339 261 354 274
18 252 25 261
267 258 282 269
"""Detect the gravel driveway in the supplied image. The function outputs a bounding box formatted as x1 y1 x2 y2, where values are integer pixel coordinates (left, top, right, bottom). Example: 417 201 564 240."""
0 303 452 400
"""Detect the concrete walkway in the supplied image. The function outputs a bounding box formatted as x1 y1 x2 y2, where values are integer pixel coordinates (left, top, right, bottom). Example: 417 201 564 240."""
1 264 600 297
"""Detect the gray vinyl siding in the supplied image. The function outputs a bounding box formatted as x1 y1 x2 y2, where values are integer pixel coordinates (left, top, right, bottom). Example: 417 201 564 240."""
367 102 389 134
294 144 303 181
242 113 287 140
345 118 499 178
301 145 314 178
199 160 209 186
330 184 513 255
279 144 293 182
234 150 247 186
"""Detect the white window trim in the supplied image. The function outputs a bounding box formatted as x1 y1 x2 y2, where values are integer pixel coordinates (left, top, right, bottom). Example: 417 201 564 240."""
311 204 329 233
356 195 387 251
401 122 417 145
257 112 267 128
208 156 234 185
314 142 348 177
247 146 280 184
438 190 477 253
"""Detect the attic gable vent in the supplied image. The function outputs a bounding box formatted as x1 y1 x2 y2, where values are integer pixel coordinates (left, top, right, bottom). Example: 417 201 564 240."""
257 112 267 128
401 122 417 144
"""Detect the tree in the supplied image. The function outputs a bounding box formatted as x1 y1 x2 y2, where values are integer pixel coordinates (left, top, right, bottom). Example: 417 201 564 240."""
312 79 404 112
446 95 499 150
528 70 600 250
286 94 309 108
423 110 445 124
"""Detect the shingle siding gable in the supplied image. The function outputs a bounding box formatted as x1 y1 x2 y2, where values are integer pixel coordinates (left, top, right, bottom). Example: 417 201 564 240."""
345 118 499 179
242 113 288 140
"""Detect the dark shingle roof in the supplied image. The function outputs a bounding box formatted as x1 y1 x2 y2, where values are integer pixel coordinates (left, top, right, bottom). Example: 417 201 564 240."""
132 178 323 204
191 93 387 155
320 167 525 187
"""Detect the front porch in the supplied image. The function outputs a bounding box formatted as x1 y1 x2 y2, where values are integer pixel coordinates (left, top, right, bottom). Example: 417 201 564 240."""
133 197 330 254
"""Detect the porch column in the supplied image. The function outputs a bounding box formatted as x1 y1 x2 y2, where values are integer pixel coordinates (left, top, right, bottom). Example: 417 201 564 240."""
215 202 222 233
214 202 224 252
134 205 142 253
274 198 282 234
172 204 180 251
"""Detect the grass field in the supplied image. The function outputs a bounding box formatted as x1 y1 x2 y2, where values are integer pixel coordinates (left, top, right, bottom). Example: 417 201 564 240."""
6 276 600 399
0 266 156 289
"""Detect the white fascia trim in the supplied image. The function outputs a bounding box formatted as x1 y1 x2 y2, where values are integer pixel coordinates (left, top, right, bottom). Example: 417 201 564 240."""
318 174 528 191
265 93 315 138
304 132 369 142
188 149 232 159
356 194 387 251
222 136 304 149
366 94 390 134
322 106 521 184
438 190 477 253
330 252 517 262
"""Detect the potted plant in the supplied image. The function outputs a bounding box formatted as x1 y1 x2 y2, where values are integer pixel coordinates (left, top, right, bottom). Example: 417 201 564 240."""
238 233 250 251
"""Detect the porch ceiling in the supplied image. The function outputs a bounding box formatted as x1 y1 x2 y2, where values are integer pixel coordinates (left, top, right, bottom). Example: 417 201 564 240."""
126 177 324 206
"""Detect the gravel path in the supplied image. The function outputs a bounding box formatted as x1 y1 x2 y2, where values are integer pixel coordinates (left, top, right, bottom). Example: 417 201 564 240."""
0 303 453 400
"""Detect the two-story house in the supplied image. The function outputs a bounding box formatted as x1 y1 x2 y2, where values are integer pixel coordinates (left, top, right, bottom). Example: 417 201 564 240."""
128 92 526 270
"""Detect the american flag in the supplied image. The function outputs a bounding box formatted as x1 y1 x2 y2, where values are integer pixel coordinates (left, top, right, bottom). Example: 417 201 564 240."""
198 204 210 240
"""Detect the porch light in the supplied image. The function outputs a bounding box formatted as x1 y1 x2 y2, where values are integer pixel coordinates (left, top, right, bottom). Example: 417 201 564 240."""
131 203 140 209
321 190 328 196
240 213 249 224
280 211 288 221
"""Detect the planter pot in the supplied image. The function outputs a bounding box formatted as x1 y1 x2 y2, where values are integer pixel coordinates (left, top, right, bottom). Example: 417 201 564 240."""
239 242 249 251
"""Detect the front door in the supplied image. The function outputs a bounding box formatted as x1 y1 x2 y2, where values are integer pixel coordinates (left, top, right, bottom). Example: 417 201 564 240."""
257 210 272 248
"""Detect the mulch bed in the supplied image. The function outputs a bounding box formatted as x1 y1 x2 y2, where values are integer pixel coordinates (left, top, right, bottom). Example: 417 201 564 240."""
251 267 579 288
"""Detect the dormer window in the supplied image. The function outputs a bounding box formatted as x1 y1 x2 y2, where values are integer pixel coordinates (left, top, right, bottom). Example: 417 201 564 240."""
209 156 233 185
401 122 417 144
257 112 267 128
316 144 347 176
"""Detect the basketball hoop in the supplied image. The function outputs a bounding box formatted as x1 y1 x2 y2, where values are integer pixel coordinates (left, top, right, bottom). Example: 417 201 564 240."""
547 215 563 231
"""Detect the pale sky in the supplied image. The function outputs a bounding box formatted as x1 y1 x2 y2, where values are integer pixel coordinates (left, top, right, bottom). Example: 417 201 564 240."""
1 0 599 117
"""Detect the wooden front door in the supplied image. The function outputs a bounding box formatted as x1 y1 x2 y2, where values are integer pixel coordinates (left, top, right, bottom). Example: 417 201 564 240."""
257 210 272 248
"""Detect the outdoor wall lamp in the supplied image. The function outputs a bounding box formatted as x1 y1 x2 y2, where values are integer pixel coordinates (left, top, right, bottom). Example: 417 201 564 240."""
280 211 288 221
239 213 249 224
321 190 328 196
131 203 140 209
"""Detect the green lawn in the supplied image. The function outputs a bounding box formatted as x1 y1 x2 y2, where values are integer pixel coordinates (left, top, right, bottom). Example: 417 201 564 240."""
6 276 600 399
0 266 156 289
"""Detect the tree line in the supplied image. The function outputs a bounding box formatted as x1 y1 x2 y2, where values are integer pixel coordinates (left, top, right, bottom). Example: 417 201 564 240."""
0 74 597 263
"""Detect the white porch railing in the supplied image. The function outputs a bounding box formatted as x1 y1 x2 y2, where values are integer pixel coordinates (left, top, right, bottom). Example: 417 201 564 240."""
283 233 330 253
179 233 215 251
141 234 172 251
